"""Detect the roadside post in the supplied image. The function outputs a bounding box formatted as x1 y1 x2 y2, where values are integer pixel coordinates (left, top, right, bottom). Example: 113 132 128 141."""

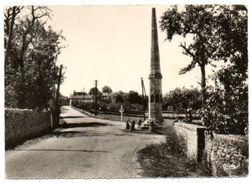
168 105 174 118
119 105 124 122
50 113 54 129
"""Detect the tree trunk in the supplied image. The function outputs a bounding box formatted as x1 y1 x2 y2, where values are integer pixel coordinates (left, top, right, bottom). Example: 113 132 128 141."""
200 64 206 107
5 7 17 73
19 64 26 108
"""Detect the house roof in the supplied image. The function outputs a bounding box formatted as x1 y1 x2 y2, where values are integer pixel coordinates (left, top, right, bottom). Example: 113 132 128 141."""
73 91 87 96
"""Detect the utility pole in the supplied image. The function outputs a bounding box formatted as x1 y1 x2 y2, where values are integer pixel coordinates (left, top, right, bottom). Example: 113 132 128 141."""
94 80 98 116
54 64 63 127
141 78 147 120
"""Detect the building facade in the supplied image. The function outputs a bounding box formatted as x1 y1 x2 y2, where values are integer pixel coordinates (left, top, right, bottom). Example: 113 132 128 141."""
69 91 93 107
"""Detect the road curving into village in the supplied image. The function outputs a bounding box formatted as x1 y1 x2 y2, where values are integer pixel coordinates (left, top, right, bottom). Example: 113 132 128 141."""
5 106 165 179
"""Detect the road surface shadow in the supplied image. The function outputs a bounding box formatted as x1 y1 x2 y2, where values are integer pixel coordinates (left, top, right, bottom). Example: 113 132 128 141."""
60 116 87 119
51 130 138 138
6 121 111 150
14 148 109 153
11 130 109 149
120 129 164 135
51 130 108 138
60 122 110 128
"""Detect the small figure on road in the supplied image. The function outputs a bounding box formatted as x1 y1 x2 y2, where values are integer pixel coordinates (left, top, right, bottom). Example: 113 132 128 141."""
138 119 142 126
129 120 135 132
126 119 130 129
149 119 154 132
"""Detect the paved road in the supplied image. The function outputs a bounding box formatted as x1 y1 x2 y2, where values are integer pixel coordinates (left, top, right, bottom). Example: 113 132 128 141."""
5 106 165 179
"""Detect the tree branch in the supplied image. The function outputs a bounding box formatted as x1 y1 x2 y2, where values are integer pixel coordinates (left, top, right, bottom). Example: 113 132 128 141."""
179 61 197 75
18 6 51 69
179 42 195 58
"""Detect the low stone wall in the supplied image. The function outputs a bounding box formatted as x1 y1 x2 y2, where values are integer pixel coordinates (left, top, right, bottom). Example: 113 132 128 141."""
5 109 52 149
173 122 205 161
170 121 248 176
205 133 248 176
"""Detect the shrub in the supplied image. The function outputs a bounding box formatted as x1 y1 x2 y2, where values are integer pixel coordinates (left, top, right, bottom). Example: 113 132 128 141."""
164 124 187 156
200 84 248 135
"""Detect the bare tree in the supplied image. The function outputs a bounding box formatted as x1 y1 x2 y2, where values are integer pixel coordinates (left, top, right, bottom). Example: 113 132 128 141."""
4 6 23 72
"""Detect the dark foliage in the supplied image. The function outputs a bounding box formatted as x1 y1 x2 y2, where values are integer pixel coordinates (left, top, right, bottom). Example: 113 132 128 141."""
4 6 65 110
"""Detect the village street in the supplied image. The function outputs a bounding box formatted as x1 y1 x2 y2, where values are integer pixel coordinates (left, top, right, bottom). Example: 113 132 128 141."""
5 106 165 179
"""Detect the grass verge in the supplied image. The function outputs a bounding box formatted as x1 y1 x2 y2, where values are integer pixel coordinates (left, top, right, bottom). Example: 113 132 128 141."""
137 125 211 177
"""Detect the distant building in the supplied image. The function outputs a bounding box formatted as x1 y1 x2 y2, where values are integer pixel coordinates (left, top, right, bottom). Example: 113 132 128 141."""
59 94 70 106
69 91 93 106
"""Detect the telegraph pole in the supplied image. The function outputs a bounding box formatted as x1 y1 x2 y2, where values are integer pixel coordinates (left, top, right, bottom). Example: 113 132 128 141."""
55 64 63 127
94 80 98 116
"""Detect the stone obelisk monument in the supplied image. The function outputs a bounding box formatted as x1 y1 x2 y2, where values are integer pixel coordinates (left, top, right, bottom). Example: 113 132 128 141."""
149 7 162 125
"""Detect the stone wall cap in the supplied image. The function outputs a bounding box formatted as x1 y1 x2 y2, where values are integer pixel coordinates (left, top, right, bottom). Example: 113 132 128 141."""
213 132 247 142
174 121 206 131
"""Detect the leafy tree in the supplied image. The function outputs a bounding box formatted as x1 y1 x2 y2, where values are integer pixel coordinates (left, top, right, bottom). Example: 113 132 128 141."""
112 91 127 104
100 90 144 113
200 5 248 134
127 91 142 104
88 87 102 97
99 86 113 110
160 5 248 134
160 5 216 106
102 86 112 94
88 87 102 110
122 100 132 112
163 87 201 113
4 6 65 110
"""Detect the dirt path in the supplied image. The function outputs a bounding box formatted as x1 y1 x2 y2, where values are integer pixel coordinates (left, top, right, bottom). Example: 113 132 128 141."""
5 106 165 179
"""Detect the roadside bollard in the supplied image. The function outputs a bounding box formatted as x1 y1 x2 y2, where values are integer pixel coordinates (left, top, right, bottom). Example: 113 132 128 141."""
149 121 154 132
138 119 142 126
129 120 135 132
126 120 130 129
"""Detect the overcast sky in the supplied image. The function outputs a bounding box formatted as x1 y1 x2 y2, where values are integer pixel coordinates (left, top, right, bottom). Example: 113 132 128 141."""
49 5 207 97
